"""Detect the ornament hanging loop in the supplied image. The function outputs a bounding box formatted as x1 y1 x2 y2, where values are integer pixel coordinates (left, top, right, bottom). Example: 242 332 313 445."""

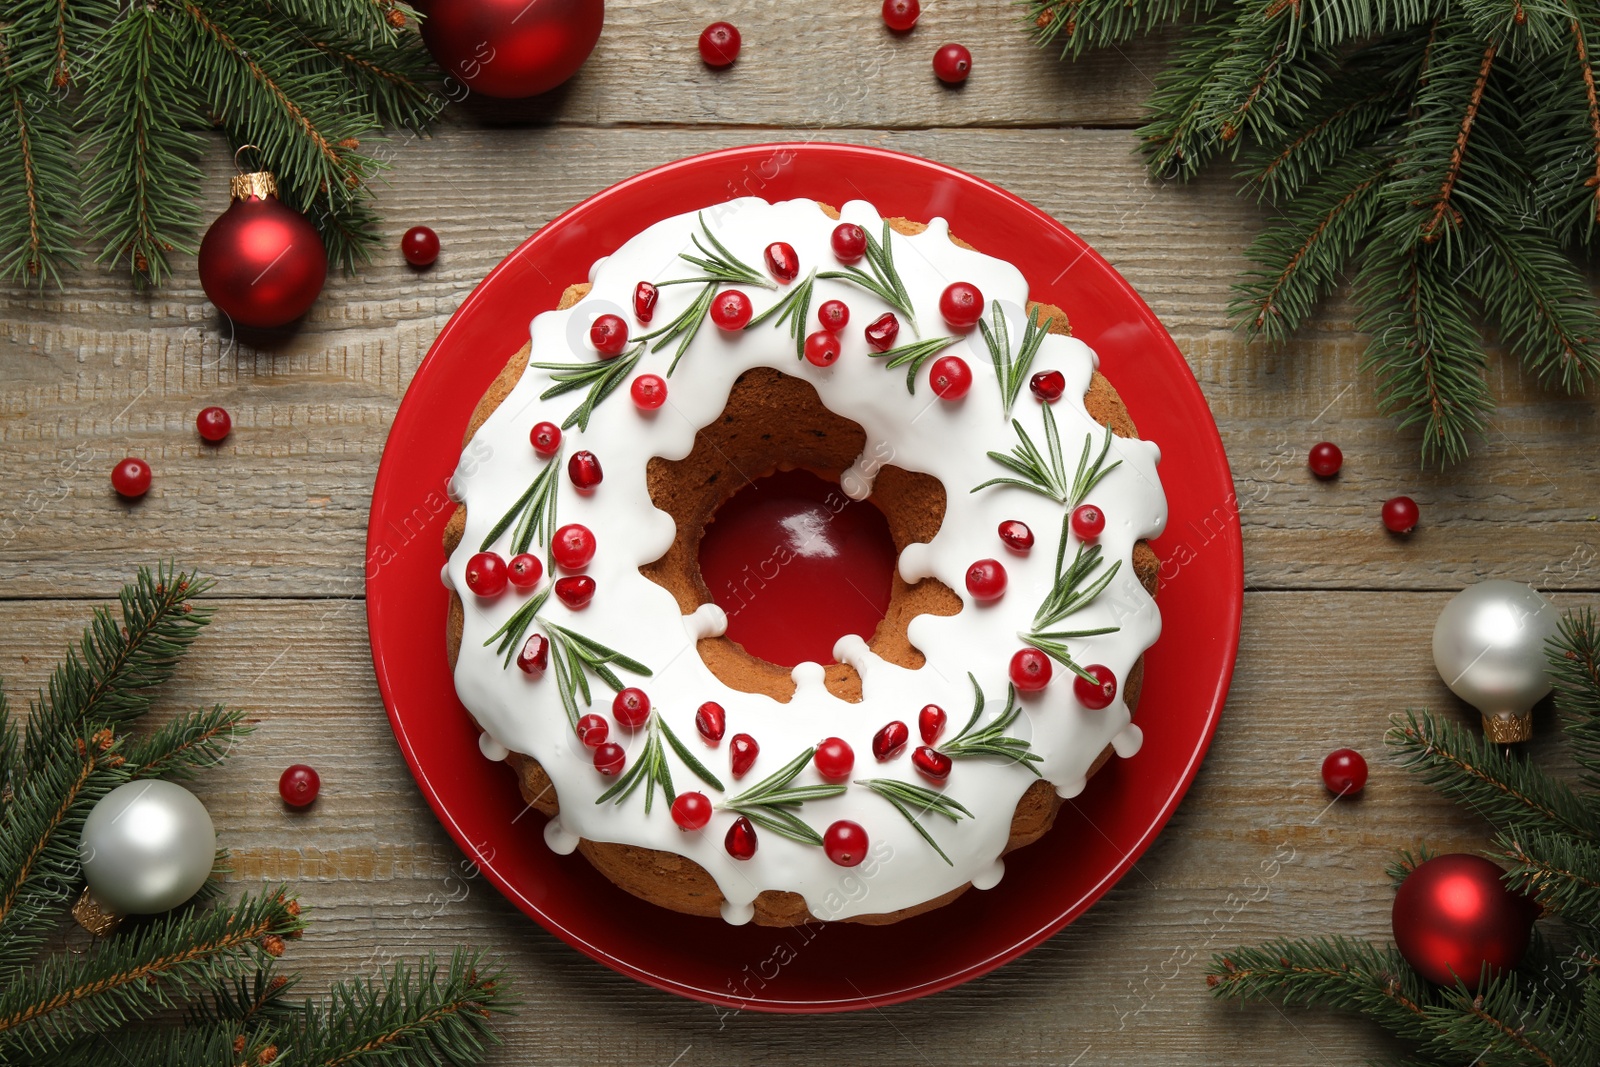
230 144 277 201
233 143 262 174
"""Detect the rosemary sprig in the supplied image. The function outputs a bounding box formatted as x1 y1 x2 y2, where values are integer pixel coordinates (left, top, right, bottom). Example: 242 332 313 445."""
478 445 562 565
971 408 1121 505
745 269 816 359
940 674 1044 775
483 588 552 669
595 712 724 813
656 214 775 289
720 746 845 846
855 778 972 865
634 284 714 375
530 344 645 431
543 620 652 728
980 301 1048 413
870 336 957 394
818 220 917 329
1020 516 1121 683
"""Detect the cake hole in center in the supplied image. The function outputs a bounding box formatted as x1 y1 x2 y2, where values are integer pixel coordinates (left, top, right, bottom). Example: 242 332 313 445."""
698 468 897 669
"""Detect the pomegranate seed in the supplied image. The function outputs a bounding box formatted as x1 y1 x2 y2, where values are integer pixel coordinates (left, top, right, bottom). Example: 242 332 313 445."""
699 21 740 68
823 820 869 867
965 558 1007 601
865 312 900 352
554 575 595 609
1309 441 1343 477
913 745 951 781
631 373 667 410
111 457 151 498
464 552 508 597
872 721 909 761
933 42 972 84
882 0 920 31
576 713 608 747
401 225 439 267
507 553 543 589
1321 748 1369 796
817 299 850 331
552 524 596 570
1074 664 1118 709
594 742 626 776
709 289 753 330
278 764 320 807
929 355 972 399
696 701 727 744
1010 648 1053 691
672 791 713 831
196 406 232 442
634 281 659 323
730 733 759 778
568 451 602 490
1030 370 1065 402
998 520 1034 552
939 282 983 328
765 242 799 283
613 687 651 728
725 816 758 858
1383 496 1420 534
530 421 561 456
918 704 947 745
590 313 628 357
814 737 854 781
831 223 867 263
804 329 841 367
1072 504 1106 541
516 634 549 674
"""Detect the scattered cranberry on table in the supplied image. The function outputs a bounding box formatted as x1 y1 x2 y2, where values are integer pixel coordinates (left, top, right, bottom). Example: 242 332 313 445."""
764 241 799 283
631 373 667 410
506 553 543 589
939 282 983 328
1321 748 1368 796
699 21 741 67
965 558 1007 601
928 355 972 399
998 519 1034 552
817 299 850 331
464 551 507 597
590 313 628 356
933 42 972 84
1309 441 1343 477
709 289 753 330
831 223 867 263
593 742 626 776
865 312 900 352
1074 664 1118 709
196 406 232 443
1010 647 1053 691
278 764 321 808
554 574 596 609
634 281 659 323
882 0 920 31
729 733 759 777
823 820 869 867
804 329 841 367
1030 370 1065 403
873 720 909 761
576 713 608 748
552 523 597 569
568 450 603 490
913 745 951 781
672 791 713 831
613 687 651 728
111 457 151 499
725 816 758 859
919 704 947 744
401 225 439 267
814 737 855 781
1383 495 1420 534
1072 503 1106 540
530 421 561 457
696 701 726 744
517 634 549 674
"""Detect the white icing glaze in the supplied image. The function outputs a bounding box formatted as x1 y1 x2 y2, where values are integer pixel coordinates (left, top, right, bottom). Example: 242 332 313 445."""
445 198 1167 922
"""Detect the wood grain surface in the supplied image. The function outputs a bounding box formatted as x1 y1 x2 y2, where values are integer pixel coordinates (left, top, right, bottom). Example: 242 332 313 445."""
3 3 1597 1063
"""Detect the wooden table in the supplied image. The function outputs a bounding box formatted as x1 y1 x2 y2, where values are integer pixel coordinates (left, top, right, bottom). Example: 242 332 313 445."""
4 3 1597 1062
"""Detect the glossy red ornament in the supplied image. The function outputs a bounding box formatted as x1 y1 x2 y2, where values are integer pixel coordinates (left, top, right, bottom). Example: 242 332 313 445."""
633 281 659 323
709 289 753 330
593 742 626 776
864 312 900 352
872 721 909 761
631 373 667 410
552 523 596 569
1030 370 1065 402
1321 748 1368 796
196 406 232 443
530 421 561 456
278 764 320 807
576 713 608 747
590 313 628 356
929 355 972 399
567 450 603 490
804 329 841 367
823 820 869 867
516 634 549 674
765 242 799 283
1074 664 1118 709
814 737 854 781
882 0 920 31
918 704 946 745
464 551 507 597
912 745 951 781
1072 503 1105 540
695 701 726 744
998 520 1034 552
1392 854 1536 990
817 299 850 331
1309 441 1343 477
933 42 972 84
613 687 651 728
939 282 983 328
831 223 867 263
420 0 603 99
672 791 713 831
725 816 758 859
1383 495 1420 533
729 733 759 778
699 21 741 68
401 225 439 267
965 558 1007 601
198 171 326 328
507 553 543 589
111 457 152 498
554 574 595 609
1010 647 1052 691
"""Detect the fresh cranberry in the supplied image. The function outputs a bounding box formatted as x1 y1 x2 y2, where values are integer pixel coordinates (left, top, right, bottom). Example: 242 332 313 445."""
882 0 920 31
1030 370 1065 402
278 764 320 807
613 687 651 728
709 289 753 330
817 299 850 331
568 451 603 490
552 524 596 570
831 223 867 263
631 373 667 410
1309 441 1343 477
576 713 608 747
965 558 1007 601
814 737 854 781
634 281 659 323
804 330 841 367
516 634 549 674
725 816 758 858
1010 648 1052 691
1383 496 1420 534
872 721 909 761
111 457 151 498
554 575 595 609
865 312 900 352
401 225 439 266
696 701 726 744
507 553 543 589
530 421 561 457
1074 664 1118 709
196 406 232 442
823 820 868 867
929 355 972 399
590 313 628 357
918 704 947 745
730 733 759 778
939 282 983 328
913 745 951 781
933 42 972 84
998 520 1034 552
699 21 740 67
765 242 799 283
464 552 507 597
1072 504 1106 541
672 791 713 831
594 743 626 776
1321 748 1369 796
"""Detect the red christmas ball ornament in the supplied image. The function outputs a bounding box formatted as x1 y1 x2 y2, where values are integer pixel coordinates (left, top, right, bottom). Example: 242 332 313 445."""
933 42 972 84
112 457 152 499
401 225 439 267
699 21 741 68
196 406 232 443
420 0 604 99
1392 854 1536 990
1321 748 1368 796
278 764 321 808
198 168 326 328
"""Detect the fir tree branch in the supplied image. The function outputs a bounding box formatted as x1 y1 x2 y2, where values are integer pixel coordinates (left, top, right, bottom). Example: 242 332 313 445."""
1499 828 1600 928
1550 607 1600 792
1025 0 1194 60
1418 39 1497 244
51 1019 272 1067
0 9 79 286
1473 224 1600 394
290 15 440 132
122 705 251 781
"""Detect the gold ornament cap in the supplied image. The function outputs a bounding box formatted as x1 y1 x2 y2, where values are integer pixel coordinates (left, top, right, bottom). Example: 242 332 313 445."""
229 169 278 201
1483 710 1534 744
71 887 123 936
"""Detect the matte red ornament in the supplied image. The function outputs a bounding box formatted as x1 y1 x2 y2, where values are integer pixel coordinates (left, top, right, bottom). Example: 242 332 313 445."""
725 816 758 859
421 0 603 99
401 225 439 267
918 704 946 744
672 792 713 831
1321 748 1368 796
554 574 595 608
814 737 854 781
823 820 868 867
111 457 152 498
1392 854 1536 990
695 701 726 744
912 745 951 782
196 406 232 443
278 764 321 807
865 312 900 352
729 733 758 778
516 634 549 674
464 552 507 597
199 170 326 328
872 721 909 761
765 242 799 283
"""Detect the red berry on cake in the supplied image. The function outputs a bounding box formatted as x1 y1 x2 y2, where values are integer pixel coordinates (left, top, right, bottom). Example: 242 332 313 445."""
699 21 740 67
196 406 232 443
1074 664 1118 709
1072 503 1106 541
933 42 972 84
1309 441 1343 477
817 299 849 331
1383 495 1419 533
516 634 549 674
764 242 799 283
401 225 439 267
631 373 668 410
554 574 596 609
671 791 713 831
111 457 151 499
939 282 983 328
634 281 659 324
552 523 597 570
725 816 758 859
823 820 869 867
594 742 626 776
872 720 909 761
590 313 628 356
998 520 1034 552
1321 748 1368 796
882 0 920 31
1030 370 1065 402
831 223 867 263
613 687 651 728
1010 648 1052 691
928 355 972 399
709 289 753 330
464 552 508 597
913 745 952 782
918 704 947 745
730 733 759 777
568 451 603 490
507 553 543 589
278 764 320 807
804 329 841 367
531 421 561 457
576 713 608 747
696 701 727 744
865 312 900 352
965 558 1007 601
814 737 854 781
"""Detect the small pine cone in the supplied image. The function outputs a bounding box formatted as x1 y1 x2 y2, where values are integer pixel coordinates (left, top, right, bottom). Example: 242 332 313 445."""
93 728 115 751
285 898 301 916
262 935 286 957
257 1046 278 1065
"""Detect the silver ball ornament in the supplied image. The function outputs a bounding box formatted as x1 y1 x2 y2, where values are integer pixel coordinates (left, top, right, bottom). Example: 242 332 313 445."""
79 780 216 915
1432 580 1559 743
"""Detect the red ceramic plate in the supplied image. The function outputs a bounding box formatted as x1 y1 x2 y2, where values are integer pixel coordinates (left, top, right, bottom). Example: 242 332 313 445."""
367 143 1242 1013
